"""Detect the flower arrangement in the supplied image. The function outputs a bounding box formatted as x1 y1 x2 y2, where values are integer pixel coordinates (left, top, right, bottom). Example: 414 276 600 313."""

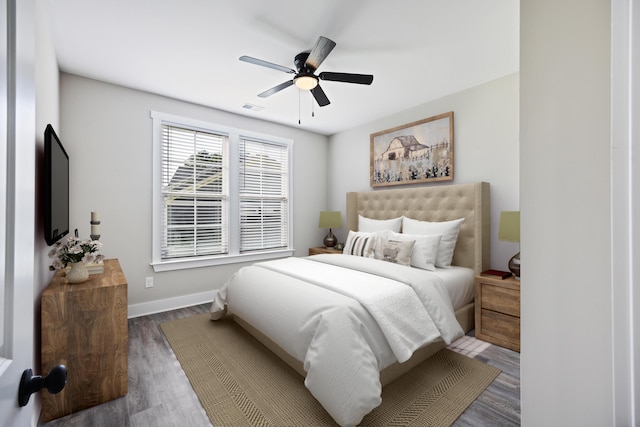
48 236 104 270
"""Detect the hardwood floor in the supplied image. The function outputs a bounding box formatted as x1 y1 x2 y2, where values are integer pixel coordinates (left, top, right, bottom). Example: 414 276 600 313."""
41 304 520 426
454 343 521 426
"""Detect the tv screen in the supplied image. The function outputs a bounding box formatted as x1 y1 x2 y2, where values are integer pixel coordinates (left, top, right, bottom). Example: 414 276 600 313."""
44 124 70 246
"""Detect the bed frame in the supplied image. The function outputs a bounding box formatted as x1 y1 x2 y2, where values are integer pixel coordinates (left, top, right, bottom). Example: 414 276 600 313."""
234 181 490 386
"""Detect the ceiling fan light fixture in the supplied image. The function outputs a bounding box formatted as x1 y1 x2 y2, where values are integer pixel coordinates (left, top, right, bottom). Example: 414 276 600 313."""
241 36 372 108
294 75 318 90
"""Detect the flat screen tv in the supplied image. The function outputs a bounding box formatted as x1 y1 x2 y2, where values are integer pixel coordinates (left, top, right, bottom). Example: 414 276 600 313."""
44 124 70 246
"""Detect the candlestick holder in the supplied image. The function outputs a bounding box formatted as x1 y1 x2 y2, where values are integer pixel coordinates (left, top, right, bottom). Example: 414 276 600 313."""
90 219 101 241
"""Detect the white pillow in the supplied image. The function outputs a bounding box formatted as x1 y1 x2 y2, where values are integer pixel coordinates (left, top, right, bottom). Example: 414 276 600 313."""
387 231 442 271
402 217 465 268
374 237 415 266
358 215 403 233
343 230 384 258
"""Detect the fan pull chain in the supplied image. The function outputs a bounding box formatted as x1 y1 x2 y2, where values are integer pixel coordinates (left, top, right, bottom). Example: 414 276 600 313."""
312 96 315 117
298 89 301 125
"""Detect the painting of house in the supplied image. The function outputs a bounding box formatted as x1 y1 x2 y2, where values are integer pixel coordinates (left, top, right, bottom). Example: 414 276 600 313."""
371 112 453 186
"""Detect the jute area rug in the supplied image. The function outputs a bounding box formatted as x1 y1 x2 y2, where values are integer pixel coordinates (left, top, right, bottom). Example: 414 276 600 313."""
160 314 500 427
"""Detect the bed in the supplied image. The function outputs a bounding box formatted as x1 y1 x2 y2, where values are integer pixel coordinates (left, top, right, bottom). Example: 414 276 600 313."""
210 181 490 426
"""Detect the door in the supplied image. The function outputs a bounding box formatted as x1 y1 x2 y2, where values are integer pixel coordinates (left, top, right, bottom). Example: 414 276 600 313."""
0 0 36 426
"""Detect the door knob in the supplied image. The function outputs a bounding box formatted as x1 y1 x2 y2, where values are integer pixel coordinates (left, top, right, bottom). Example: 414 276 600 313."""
18 365 67 407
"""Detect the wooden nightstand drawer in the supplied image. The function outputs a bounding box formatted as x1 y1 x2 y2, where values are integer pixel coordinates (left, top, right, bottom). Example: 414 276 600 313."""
480 308 520 350
309 246 343 255
480 284 520 317
475 275 520 352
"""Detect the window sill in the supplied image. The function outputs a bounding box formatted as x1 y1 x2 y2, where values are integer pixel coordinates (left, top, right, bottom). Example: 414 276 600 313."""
150 248 295 272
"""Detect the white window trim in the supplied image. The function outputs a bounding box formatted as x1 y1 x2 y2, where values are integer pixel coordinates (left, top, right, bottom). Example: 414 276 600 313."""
150 111 294 272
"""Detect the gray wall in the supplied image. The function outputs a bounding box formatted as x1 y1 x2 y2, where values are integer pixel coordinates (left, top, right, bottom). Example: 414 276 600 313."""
60 74 329 311
520 0 613 424
327 73 520 271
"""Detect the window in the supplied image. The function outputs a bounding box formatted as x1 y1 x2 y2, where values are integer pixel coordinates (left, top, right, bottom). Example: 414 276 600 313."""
239 138 290 252
161 126 229 259
151 112 293 271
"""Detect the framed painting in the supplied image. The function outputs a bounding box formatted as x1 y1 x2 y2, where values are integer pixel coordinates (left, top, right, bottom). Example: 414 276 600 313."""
370 111 454 187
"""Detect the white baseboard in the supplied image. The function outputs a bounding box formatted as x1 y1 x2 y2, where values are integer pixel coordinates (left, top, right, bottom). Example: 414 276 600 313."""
127 290 216 318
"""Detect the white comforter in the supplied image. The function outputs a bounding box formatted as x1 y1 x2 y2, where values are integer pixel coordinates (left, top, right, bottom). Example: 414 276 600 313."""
210 254 463 426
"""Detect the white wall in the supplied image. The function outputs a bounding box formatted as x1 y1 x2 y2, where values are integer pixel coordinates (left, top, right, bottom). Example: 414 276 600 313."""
520 1 613 425
35 0 60 294
60 74 329 311
328 73 520 271
34 3 61 419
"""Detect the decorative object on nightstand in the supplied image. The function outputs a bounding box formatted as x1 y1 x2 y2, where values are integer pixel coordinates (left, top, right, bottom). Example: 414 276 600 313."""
498 211 520 279
90 210 101 240
66 261 89 284
48 236 104 283
481 269 512 280
318 211 342 248
87 210 105 274
475 274 520 352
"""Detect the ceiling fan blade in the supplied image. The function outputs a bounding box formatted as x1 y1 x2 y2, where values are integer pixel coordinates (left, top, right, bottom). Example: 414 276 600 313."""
257 80 294 98
310 85 331 107
305 36 336 71
240 56 295 74
319 72 374 85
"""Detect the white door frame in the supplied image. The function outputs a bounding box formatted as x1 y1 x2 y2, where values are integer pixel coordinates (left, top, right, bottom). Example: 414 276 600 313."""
611 0 639 425
0 0 36 426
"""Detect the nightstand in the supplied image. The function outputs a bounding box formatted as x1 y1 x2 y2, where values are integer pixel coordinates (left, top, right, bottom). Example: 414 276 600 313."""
475 274 520 352
309 246 343 255
41 259 128 421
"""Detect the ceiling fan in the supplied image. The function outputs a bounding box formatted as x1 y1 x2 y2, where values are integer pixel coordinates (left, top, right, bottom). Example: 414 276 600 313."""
240 36 374 107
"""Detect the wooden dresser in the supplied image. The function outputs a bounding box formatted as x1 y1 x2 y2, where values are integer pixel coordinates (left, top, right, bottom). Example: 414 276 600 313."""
474 274 520 352
41 258 128 422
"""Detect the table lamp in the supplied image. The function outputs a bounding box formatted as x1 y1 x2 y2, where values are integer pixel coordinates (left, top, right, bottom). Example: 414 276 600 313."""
498 211 520 279
318 211 342 248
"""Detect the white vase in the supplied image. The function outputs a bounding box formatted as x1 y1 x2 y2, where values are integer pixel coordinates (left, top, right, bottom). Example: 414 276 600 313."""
66 261 89 284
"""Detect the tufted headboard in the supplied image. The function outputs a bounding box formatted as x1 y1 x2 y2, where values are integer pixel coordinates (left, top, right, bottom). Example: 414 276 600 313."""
346 182 490 274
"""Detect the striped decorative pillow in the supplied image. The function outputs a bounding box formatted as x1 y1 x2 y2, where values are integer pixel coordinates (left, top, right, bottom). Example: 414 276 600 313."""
343 230 385 258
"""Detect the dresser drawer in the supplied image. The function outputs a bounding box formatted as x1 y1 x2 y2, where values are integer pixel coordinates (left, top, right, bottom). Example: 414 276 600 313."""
480 283 520 317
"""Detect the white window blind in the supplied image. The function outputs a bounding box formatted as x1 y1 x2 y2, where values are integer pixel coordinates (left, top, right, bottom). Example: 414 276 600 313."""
239 138 289 252
161 125 229 259
151 111 294 271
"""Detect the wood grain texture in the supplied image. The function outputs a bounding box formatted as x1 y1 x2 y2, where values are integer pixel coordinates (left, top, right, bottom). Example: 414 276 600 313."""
308 246 343 255
481 283 520 316
41 303 520 427
475 275 521 352
41 259 128 422
455 343 520 426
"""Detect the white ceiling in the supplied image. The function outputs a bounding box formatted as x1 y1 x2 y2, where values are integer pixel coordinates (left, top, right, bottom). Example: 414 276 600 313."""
41 0 519 136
